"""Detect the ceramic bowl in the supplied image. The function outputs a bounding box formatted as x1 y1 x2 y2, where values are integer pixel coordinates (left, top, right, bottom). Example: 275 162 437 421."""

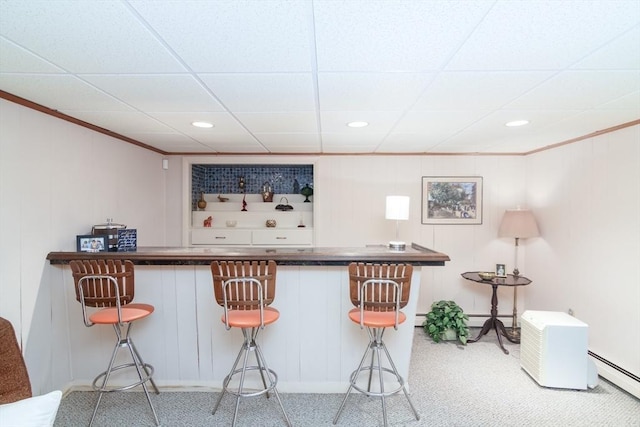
225 220 237 227
478 272 495 280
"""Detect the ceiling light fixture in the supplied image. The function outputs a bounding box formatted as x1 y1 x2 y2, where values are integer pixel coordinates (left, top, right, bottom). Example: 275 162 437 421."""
192 121 214 128
505 120 529 127
347 121 369 128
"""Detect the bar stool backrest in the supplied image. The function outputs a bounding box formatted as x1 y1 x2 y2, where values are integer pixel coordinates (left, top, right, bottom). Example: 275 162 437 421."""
211 261 277 310
348 263 413 311
69 260 135 307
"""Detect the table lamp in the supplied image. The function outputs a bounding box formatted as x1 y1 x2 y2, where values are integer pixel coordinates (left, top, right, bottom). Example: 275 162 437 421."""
498 207 540 338
386 196 410 251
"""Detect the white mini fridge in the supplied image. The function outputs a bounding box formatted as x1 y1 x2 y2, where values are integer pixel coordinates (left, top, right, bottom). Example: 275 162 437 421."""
520 310 597 390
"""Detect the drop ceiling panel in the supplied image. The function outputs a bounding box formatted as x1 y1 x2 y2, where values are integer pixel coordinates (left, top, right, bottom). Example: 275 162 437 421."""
446 1 640 71
254 133 321 153
81 75 224 112
0 75 135 112
0 38 63 73
376 134 442 153
60 111 174 134
318 73 434 111
199 138 269 153
320 111 403 134
599 91 640 111
0 1 186 73
412 71 554 110
194 132 263 148
313 0 493 72
126 133 210 152
507 71 640 110
321 133 386 153
235 112 318 133
393 110 490 134
571 26 640 70
129 0 313 72
199 73 316 112
442 110 583 149
146 112 247 134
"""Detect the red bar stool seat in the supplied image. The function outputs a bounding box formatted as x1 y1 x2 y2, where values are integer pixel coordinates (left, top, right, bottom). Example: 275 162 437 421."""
334 262 420 427
69 260 159 427
210 260 291 427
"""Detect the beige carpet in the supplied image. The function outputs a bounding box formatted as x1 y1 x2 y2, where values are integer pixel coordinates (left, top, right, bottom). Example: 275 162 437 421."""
54 327 640 426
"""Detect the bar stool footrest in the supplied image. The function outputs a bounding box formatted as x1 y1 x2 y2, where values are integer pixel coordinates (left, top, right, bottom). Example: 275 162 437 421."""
223 365 279 398
92 362 155 393
348 366 406 397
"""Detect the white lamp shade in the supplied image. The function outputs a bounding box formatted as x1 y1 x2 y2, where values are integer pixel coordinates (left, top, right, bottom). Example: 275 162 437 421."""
386 196 410 220
498 209 540 238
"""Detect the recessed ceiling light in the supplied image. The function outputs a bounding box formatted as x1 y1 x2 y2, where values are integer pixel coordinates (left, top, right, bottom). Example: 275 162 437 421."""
192 121 214 128
347 121 369 128
505 120 529 127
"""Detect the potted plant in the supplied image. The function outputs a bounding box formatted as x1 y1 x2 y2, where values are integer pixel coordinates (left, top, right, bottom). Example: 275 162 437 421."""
423 300 470 344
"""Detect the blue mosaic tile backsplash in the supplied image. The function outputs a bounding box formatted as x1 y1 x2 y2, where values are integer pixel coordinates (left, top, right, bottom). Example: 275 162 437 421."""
192 164 313 207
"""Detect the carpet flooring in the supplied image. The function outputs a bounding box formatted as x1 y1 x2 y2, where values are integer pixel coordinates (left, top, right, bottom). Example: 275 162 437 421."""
54 327 639 426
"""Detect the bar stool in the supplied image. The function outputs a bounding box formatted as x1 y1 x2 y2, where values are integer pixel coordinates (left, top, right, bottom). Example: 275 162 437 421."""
334 262 420 427
210 260 291 427
69 260 159 427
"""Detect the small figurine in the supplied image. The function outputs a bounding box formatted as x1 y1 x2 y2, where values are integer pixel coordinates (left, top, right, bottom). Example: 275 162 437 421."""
241 194 247 211
203 216 212 227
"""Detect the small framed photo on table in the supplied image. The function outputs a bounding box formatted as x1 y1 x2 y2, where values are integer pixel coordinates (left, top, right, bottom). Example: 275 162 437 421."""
76 235 107 252
495 263 507 277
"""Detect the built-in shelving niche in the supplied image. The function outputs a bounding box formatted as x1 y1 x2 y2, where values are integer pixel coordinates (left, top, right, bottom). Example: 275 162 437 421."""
189 163 314 247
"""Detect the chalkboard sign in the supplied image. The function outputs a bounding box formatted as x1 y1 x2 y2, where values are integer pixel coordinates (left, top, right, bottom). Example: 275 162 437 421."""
117 229 137 252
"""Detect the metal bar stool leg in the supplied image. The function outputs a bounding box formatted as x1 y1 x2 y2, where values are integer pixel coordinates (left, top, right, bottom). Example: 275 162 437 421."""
381 342 420 420
253 340 292 427
126 337 160 426
89 327 122 427
232 340 252 427
333 339 374 424
213 340 245 415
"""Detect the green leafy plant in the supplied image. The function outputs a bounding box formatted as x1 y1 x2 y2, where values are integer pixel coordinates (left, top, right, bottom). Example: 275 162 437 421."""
423 300 470 345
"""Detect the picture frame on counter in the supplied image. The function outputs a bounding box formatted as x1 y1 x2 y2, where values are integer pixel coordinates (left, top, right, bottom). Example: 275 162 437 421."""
421 176 483 225
496 263 507 277
76 235 107 252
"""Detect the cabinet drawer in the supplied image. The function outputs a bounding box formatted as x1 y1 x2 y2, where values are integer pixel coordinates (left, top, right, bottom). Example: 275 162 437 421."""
191 229 252 245
252 229 313 245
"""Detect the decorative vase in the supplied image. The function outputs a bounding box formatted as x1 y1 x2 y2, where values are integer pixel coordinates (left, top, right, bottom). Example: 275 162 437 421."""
300 184 313 202
262 182 274 202
197 192 207 210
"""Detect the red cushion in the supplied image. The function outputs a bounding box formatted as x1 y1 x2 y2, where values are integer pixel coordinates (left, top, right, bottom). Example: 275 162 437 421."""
222 307 280 328
89 303 154 324
348 308 406 328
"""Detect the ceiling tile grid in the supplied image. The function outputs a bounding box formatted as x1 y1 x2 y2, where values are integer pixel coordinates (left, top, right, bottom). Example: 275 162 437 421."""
0 0 638 155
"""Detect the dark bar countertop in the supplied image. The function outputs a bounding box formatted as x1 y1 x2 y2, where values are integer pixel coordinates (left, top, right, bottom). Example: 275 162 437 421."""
47 243 450 266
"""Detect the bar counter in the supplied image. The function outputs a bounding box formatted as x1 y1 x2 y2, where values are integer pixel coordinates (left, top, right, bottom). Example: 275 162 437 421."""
48 243 449 393
46 242 450 266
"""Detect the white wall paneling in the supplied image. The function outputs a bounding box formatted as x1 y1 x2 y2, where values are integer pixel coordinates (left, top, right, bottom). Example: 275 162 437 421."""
2 97 637 397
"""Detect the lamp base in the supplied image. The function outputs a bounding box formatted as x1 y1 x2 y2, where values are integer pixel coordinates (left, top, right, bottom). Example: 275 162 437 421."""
388 241 406 251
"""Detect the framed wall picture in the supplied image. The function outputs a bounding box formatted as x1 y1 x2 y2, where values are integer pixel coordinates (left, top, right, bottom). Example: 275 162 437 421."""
421 176 483 224
76 235 107 252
